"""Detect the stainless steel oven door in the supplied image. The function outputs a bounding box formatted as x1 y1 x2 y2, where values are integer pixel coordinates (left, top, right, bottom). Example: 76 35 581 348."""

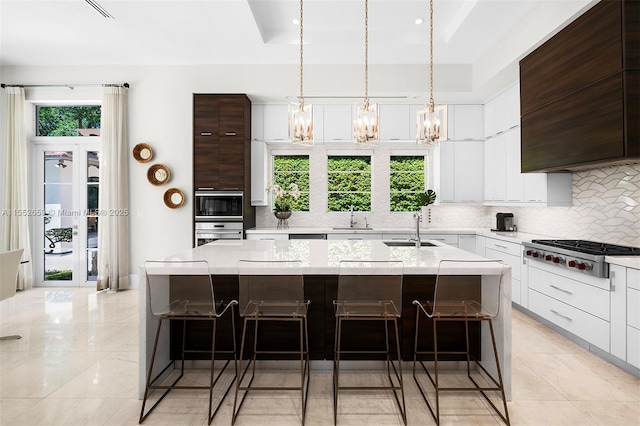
195 191 243 221
195 222 243 246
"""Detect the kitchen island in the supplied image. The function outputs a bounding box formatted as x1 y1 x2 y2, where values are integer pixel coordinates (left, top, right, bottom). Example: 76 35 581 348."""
138 239 512 398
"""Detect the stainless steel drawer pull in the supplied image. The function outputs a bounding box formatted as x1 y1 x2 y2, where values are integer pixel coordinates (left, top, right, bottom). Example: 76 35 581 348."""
550 309 573 321
549 285 573 295
225 132 237 136
200 132 212 136
495 244 508 249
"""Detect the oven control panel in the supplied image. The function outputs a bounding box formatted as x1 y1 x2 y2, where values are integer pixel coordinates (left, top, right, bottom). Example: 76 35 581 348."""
524 248 604 278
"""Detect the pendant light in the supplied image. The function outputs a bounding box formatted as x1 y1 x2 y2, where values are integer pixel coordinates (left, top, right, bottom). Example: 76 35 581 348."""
353 0 379 145
289 0 313 145
417 0 447 144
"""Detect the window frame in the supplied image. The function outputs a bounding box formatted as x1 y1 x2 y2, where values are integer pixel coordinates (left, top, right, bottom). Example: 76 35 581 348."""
271 153 311 212
327 154 373 212
389 154 427 212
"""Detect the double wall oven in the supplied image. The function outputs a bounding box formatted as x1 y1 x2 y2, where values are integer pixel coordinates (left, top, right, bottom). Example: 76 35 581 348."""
194 191 244 246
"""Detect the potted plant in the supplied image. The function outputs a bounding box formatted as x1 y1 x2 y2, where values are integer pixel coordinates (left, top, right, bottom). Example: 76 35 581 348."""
266 183 301 228
416 189 437 226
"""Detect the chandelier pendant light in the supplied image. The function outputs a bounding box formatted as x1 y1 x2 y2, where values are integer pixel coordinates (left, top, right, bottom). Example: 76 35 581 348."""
289 0 314 145
417 0 447 145
354 0 379 145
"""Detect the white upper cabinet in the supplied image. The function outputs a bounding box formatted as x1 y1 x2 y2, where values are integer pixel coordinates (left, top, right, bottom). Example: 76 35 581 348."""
379 104 410 141
505 127 524 202
250 140 268 206
484 132 506 202
323 104 353 141
440 140 484 204
262 104 289 141
485 83 519 139
251 104 264 141
449 105 484 140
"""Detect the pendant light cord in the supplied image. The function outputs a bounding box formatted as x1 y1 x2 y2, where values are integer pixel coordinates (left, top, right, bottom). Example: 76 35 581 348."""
299 0 304 103
429 0 434 109
364 0 369 109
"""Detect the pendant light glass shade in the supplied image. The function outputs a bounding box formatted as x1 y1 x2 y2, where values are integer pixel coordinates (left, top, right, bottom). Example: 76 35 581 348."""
353 0 378 145
417 0 447 145
289 101 314 145
289 0 313 145
354 102 379 145
416 100 447 145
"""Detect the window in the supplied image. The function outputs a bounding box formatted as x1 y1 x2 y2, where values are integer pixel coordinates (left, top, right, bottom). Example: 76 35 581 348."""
389 155 425 212
36 105 101 136
273 155 310 211
327 156 371 212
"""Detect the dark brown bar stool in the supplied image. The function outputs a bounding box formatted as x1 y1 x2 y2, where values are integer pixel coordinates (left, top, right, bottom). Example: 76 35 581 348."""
233 260 310 425
413 259 510 425
140 260 237 425
333 260 406 425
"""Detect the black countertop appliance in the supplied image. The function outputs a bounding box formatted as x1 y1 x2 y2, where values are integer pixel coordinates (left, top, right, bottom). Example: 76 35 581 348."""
494 213 514 231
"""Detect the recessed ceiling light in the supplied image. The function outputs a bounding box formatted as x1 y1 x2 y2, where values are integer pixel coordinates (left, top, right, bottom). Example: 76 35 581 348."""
415 18 424 25
292 18 300 25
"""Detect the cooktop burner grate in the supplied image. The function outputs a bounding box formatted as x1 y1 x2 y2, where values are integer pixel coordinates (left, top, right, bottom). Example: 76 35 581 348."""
531 239 640 256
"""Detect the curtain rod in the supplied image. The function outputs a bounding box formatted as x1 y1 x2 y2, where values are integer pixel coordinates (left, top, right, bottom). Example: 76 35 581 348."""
1 83 129 89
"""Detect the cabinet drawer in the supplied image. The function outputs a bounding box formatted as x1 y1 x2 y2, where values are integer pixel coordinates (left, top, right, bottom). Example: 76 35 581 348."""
628 326 640 369
529 289 610 351
485 248 521 281
485 238 521 257
424 234 458 246
326 233 382 240
529 265 609 320
628 287 640 329
383 233 413 240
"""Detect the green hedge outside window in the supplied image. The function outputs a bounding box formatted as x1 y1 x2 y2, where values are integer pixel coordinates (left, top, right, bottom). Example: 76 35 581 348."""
327 156 371 211
390 156 425 212
273 155 310 211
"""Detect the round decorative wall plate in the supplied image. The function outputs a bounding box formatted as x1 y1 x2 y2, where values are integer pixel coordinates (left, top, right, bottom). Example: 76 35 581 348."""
164 188 185 209
132 143 154 163
147 163 171 186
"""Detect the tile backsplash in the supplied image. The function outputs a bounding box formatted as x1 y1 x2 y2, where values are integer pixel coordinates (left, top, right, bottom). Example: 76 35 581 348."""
256 157 639 247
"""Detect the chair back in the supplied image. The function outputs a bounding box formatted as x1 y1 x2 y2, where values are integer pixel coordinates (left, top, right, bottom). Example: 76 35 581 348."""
337 260 403 314
432 259 506 318
237 260 304 314
0 249 24 301
144 260 217 317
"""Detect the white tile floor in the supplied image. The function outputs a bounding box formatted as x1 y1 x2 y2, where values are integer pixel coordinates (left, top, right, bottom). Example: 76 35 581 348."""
1 287 639 425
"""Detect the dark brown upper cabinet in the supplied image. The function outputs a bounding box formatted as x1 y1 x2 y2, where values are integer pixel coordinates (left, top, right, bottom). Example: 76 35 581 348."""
520 0 639 172
193 94 251 191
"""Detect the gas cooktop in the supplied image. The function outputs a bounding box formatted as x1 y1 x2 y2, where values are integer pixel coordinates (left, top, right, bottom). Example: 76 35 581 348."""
530 239 640 256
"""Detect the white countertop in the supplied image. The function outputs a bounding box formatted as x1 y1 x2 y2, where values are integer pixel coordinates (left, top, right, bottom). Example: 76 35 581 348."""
247 226 551 244
159 239 492 275
606 256 640 269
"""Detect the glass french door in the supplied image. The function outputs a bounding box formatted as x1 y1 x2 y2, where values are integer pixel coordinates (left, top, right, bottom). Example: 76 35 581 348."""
33 142 100 286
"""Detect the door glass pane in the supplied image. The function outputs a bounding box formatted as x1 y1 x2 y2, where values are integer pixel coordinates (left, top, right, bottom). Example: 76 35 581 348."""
45 151 72 182
86 151 99 281
44 151 73 281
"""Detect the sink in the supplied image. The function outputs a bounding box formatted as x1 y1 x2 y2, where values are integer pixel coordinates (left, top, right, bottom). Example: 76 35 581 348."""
332 227 375 231
383 241 436 247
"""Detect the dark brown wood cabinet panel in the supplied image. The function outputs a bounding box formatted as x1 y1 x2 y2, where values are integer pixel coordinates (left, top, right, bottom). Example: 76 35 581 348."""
624 0 640 69
218 136 245 190
625 70 640 159
219 96 247 137
520 0 623 115
193 135 220 190
521 73 625 172
193 95 219 135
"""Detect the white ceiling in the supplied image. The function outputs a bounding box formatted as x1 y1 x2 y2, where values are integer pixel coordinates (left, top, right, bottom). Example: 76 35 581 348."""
0 0 597 100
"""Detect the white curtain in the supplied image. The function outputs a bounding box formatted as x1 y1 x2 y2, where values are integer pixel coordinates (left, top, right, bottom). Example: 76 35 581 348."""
97 86 130 291
2 87 33 290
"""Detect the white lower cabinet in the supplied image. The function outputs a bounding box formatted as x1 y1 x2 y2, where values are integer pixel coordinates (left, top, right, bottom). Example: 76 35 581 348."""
627 268 640 368
610 264 628 360
245 233 288 240
484 237 522 304
424 234 458 247
457 234 476 254
326 233 383 240
529 288 610 351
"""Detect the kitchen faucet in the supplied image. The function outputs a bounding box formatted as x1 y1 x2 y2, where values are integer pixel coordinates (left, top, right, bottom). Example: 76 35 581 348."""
349 205 357 228
411 212 422 247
